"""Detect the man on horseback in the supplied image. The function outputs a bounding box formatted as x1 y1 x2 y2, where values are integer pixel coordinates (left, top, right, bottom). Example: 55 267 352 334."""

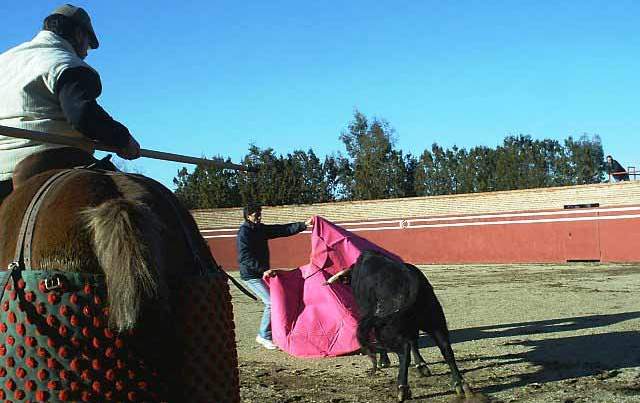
0 4 140 204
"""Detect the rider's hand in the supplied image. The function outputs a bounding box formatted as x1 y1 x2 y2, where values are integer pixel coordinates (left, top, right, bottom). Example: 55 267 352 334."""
117 137 141 160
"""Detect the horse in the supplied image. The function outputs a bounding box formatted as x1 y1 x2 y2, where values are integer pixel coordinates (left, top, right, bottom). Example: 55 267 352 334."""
0 148 240 402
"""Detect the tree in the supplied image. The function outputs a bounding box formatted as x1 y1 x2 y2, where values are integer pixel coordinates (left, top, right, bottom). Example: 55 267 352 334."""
338 110 409 200
173 111 609 208
414 143 450 196
539 139 566 187
495 135 550 190
233 145 339 206
467 146 496 192
173 157 241 209
238 145 287 206
322 154 341 202
564 134 605 185
402 153 418 197
173 166 200 209
414 148 433 196
290 149 335 204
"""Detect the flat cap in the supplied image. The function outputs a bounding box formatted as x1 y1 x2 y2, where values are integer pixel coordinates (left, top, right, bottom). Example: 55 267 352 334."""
50 4 99 49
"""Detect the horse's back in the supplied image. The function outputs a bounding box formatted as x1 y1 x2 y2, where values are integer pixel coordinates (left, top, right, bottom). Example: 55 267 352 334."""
1 169 122 272
0 168 241 402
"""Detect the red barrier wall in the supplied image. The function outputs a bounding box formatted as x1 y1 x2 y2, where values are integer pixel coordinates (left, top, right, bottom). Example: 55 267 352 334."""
203 206 640 270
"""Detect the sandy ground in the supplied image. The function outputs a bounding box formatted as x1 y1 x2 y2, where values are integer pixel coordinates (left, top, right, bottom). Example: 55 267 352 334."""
229 263 640 402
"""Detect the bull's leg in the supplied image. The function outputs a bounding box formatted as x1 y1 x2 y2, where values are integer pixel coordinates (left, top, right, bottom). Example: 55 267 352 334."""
366 347 379 375
359 342 379 376
397 341 412 402
430 329 474 398
357 318 381 376
379 350 392 368
410 339 431 377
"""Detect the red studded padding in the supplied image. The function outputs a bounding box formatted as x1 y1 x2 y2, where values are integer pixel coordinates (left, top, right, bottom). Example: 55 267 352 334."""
173 274 240 402
0 271 240 402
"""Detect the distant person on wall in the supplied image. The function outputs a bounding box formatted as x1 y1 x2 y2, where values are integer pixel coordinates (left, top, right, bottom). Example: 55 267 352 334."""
237 202 313 350
0 4 140 204
606 155 630 182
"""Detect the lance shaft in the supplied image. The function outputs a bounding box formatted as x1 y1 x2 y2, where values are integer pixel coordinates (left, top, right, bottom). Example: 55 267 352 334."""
0 125 254 171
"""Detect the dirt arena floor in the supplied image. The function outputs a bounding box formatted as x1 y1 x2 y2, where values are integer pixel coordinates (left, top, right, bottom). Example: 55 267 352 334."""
230 263 640 402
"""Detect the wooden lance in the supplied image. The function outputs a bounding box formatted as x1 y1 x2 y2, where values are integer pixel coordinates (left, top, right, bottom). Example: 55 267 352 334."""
0 125 255 172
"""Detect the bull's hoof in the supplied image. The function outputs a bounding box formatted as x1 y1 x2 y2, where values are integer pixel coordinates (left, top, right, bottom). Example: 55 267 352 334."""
451 382 489 402
414 363 431 377
397 385 411 402
449 392 490 403
379 357 391 368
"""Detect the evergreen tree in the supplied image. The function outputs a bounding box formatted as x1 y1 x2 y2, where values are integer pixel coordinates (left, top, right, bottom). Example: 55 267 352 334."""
173 157 241 209
467 146 496 192
539 139 566 186
322 155 341 202
495 135 547 190
289 149 335 204
414 148 433 196
173 166 200 209
334 152 354 200
338 111 409 200
403 153 418 197
235 145 339 206
173 111 608 209
564 134 605 184
414 143 453 196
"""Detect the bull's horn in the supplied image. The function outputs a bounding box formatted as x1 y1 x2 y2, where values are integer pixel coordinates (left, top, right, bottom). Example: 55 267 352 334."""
324 268 351 285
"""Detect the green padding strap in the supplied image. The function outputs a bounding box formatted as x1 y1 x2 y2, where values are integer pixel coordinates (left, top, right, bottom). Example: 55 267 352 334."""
0 265 16 301
18 270 105 291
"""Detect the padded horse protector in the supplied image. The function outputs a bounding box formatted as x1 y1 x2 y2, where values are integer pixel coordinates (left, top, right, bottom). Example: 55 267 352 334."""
0 167 240 402
0 269 239 402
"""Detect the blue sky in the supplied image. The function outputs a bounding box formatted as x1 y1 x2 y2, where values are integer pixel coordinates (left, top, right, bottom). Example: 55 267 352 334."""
2 1 639 189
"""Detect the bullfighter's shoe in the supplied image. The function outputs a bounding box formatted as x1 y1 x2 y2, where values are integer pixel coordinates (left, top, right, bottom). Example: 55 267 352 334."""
256 335 278 350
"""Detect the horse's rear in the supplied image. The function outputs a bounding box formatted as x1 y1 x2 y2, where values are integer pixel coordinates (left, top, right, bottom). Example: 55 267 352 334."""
0 167 240 402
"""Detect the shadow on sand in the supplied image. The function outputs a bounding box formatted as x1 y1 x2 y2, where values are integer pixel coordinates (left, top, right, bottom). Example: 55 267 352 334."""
414 311 640 396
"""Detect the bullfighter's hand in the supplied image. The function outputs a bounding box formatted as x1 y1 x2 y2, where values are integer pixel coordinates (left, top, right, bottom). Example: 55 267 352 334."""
305 216 314 227
263 269 277 279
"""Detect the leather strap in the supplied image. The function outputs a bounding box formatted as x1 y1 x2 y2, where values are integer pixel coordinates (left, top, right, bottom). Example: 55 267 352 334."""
5 167 257 301
0 262 19 303
13 169 76 270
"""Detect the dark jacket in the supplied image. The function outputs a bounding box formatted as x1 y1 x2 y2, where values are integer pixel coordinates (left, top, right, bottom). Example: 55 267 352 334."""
237 220 307 280
608 159 630 181
56 67 132 148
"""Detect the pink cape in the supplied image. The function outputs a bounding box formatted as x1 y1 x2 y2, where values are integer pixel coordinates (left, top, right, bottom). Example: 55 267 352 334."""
265 216 400 358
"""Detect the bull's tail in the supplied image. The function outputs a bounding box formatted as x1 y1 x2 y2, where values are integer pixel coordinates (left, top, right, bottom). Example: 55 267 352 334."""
81 198 164 332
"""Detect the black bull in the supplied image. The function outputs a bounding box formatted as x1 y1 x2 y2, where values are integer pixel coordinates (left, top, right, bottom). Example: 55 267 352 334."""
328 250 485 402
